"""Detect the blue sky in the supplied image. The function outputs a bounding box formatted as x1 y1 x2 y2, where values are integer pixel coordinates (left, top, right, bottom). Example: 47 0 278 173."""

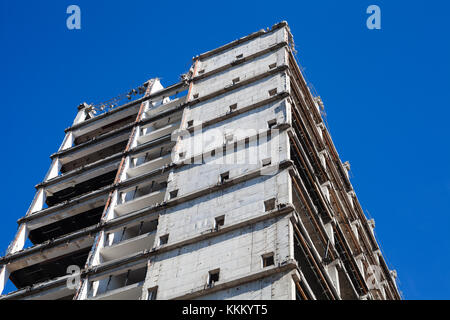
1 0 449 299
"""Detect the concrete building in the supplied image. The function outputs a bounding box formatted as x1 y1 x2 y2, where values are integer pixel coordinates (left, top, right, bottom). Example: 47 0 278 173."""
0 22 400 300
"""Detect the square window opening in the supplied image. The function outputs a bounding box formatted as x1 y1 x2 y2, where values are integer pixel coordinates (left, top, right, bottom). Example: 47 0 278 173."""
159 234 169 245
220 172 230 183
264 198 276 211
262 253 275 267
262 158 272 167
215 215 225 229
268 119 277 129
170 189 178 199
208 269 220 286
147 287 158 300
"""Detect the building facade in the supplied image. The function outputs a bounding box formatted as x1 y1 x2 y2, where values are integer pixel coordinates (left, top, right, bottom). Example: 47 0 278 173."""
0 22 400 300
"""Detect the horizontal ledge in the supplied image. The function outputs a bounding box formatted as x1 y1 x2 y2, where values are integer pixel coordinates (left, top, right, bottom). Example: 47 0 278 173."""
52 123 133 159
0 225 98 264
172 260 297 300
194 21 288 61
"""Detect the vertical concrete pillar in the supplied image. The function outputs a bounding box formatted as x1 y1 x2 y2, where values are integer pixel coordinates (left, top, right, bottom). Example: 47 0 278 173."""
59 132 74 151
7 223 29 255
45 158 61 181
29 188 46 214
72 103 91 126
0 266 10 295
326 261 341 298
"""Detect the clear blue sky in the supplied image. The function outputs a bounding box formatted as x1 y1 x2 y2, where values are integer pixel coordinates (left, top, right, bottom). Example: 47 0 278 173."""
1 0 449 300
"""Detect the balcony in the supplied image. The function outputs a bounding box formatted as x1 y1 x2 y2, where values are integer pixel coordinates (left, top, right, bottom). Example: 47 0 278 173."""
101 231 156 261
91 281 144 300
137 122 180 145
126 154 172 178
88 266 147 300
144 96 186 118
101 219 157 261
114 189 166 217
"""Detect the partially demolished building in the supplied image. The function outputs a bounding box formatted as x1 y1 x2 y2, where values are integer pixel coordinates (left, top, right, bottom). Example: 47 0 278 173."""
0 22 400 300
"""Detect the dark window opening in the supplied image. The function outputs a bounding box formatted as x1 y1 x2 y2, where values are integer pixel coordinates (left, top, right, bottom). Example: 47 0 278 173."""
208 269 220 286
262 158 272 167
229 103 238 112
9 248 90 289
148 287 158 300
169 190 178 199
268 119 277 129
215 215 225 230
61 140 128 173
264 198 276 212
159 234 169 245
74 115 136 145
220 172 230 183
262 253 275 267
29 206 104 245
46 170 117 207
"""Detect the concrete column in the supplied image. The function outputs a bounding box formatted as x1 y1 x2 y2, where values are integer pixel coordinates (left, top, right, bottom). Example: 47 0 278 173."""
324 220 335 246
318 149 327 169
355 253 365 276
367 219 376 237
59 132 74 151
104 190 119 221
321 181 331 203
347 191 356 209
90 231 106 266
316 122 325 142
7 223 29 255
29 188 46 214
72 103 91 126
75 276 90 300
343 161 351 180
326 260 341 298
45 158 62 181
351 220 360 243
0 266 10 295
